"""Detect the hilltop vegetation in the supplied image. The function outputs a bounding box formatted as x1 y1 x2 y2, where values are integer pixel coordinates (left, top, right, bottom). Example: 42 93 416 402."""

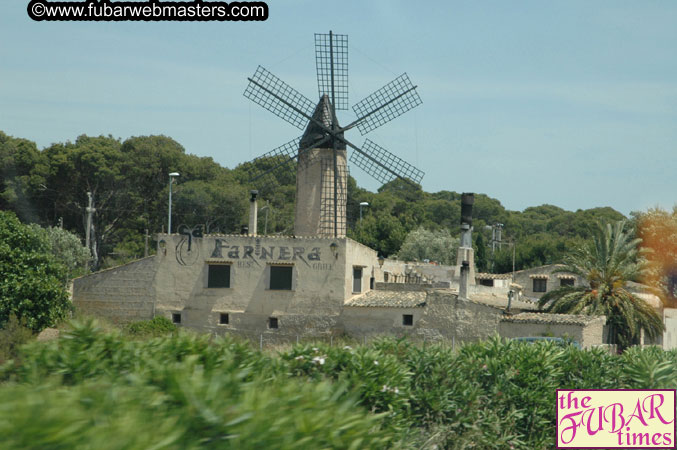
1 130 626 271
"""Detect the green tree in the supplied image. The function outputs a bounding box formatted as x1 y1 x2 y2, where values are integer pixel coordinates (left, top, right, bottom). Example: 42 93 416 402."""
29 225 91 281
0 211 71 331
397 227 459 264
538 221 664 351
349 213 407 257
635 206 677 306
474 232 488 272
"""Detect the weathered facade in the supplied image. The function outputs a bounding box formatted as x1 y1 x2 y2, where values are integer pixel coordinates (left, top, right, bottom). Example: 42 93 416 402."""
511 264 585 301
75 233 380 337
499 313 606 349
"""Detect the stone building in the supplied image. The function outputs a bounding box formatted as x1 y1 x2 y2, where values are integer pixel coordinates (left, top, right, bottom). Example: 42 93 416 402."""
511 264 585 301
75 233 379 338
71 191 625 348
73 231 539 341
499 313 606 349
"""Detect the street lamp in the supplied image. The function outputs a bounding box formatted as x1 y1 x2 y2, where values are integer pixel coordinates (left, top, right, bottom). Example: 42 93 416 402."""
259 202 270 235
359 202 369 223
168 172 180 233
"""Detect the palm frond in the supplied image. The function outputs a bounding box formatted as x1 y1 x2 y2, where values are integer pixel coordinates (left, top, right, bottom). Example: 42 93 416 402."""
537 220 661 351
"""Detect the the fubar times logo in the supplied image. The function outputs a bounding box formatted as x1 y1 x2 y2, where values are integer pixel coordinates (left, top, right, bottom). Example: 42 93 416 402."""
557 389 676 448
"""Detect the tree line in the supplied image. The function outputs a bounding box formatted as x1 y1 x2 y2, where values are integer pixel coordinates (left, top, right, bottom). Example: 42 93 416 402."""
1 130 628 272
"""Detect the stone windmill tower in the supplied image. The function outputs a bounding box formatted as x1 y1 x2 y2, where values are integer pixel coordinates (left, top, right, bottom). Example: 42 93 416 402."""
243 31 424 237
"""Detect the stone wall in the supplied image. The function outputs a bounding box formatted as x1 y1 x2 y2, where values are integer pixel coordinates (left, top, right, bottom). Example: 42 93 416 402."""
663 308 677 350
73 256 157 323
498 314 606 348
341 307 424 337
512 264 585 300
343 290 504 343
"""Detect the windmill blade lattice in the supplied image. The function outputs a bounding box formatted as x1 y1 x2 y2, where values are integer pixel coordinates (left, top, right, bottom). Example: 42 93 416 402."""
246 137 301 190
315 32 348 110
240 31 425 237
351 73 422 135
350 139 424 185
243 66 316 130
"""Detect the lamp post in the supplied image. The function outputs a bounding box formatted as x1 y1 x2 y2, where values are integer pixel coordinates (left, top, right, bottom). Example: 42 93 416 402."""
168 172 180 234
260 202 270 235
359 202 369 223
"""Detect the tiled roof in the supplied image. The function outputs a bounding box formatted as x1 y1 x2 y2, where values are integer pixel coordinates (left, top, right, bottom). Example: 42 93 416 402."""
529 274 550 279
500 312 605 325
468 293 539 311
476 273 512 280
345 290 427 308
556 274 576 280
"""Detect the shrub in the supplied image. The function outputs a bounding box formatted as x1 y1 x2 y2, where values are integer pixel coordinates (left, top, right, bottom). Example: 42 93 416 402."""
0 314 33 363
0 211 71 331
126 316 177 337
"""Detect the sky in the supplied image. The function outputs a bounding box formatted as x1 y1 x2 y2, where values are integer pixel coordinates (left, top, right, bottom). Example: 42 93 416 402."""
1 1 676 216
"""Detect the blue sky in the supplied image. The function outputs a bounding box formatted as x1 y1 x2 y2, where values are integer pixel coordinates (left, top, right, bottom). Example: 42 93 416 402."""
1 1 676 215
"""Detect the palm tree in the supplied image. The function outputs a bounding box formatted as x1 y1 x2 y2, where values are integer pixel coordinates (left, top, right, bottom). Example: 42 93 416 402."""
538 221 664 351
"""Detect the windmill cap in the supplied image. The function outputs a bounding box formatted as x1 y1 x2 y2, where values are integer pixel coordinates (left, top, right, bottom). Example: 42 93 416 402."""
299 95 346 151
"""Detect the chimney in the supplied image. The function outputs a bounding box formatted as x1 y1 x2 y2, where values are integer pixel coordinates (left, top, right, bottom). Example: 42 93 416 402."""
456 193 476 297
249 190 258 236
459 261 469 299
460 193 474 248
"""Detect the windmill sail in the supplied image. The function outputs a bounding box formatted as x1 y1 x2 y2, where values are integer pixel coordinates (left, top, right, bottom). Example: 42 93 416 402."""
242 31 425 238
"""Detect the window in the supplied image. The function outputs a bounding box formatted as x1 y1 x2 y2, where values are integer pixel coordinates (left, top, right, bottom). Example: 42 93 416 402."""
384 272 389 282
172 313 181 324
219 313 229 325
270 266 293 290
208 264 230 288
268 317 279 329
533 278 547 293
353 267 363 293
479 279 494 287
560 278 575 287
403 314 413 326
370 277 375 290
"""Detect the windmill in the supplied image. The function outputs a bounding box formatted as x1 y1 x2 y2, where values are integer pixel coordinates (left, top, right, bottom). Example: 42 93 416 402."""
243 31 424 238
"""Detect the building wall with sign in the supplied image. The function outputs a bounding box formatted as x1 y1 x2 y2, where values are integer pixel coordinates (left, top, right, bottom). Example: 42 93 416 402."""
74 233 381 336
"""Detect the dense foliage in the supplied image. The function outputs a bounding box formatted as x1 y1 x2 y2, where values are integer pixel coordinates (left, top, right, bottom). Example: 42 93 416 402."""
396 227 460 264
539 221 664 350
0 211 71 331
1 130 626 271
635 206 677 305
28 224 91 281
2 322 677 449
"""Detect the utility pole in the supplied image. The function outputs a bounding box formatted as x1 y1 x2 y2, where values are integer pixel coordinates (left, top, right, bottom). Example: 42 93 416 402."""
510 240 516 281
85 191 95 256
144 228 149 257
168 172 180 234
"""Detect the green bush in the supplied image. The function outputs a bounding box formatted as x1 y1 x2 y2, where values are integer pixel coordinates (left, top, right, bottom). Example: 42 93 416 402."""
125 316 177 337
4 323 677 449
0 314 33 363
0 211 71 331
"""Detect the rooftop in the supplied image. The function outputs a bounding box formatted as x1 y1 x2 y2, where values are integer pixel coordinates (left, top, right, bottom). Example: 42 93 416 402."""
345 290 427 308
467 293 539 311
500 312 605 325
